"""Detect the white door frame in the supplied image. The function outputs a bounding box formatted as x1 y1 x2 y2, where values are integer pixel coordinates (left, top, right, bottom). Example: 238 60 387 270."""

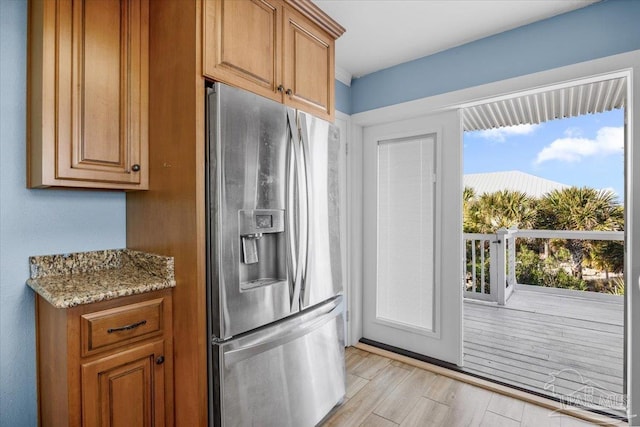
361 111 463 365
347 49 640 423
335 111 351 345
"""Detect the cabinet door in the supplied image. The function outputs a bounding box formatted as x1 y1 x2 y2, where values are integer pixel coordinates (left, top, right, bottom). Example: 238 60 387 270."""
28 0 149 189
203 0 283 102
283 7 335 121
82 340 167 427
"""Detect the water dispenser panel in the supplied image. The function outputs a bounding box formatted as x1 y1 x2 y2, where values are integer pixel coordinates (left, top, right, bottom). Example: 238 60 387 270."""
238 210 286 290
239 209 284 235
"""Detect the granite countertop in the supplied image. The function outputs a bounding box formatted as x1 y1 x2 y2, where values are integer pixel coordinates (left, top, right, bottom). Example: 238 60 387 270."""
26 249 176 309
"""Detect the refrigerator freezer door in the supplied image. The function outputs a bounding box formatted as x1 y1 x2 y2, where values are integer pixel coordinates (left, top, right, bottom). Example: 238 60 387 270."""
207 84 296 339
211 296 346 427
297 111 343 308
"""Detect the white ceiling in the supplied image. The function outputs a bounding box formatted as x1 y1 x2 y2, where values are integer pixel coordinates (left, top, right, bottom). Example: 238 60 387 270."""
312 0 598 83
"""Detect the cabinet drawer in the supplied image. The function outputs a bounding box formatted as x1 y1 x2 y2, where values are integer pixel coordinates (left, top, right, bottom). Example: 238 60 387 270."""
81 298 165 356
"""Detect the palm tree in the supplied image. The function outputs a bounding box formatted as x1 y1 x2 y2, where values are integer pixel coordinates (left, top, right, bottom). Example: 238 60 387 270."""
468 190 537 233
463 186 478 233
537 187 622 279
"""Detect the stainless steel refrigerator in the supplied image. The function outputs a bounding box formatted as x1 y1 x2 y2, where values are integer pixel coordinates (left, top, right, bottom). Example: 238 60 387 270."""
205 82 345 427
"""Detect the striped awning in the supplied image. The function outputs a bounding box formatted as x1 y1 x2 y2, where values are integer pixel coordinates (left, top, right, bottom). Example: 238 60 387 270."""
463 76 626 131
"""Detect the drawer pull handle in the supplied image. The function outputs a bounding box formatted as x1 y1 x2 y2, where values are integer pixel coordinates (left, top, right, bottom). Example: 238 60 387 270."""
107 320 147 334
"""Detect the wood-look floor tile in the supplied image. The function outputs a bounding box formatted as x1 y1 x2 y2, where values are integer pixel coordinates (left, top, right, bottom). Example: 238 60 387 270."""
351 353 392 380
359 414 399 427
325 348 619 427
346 373 369 399
558 415 599 426
346 348 369 372
399 397 449 427
487 392 525 422
423 374 462 405
390 360 415 371
326 365 410 427
521 403 562 427
480 411 521 427
348 347 370 358
374 368 437 424
443 383 493 427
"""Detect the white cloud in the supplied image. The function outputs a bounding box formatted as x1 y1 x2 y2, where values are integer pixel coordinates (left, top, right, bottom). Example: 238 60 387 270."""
535 126 623 165
475 124 539 142
562 127 583 138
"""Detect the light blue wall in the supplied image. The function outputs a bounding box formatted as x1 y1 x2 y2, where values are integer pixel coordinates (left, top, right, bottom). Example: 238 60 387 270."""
335 80 351 115
351 0 640 114
0 1 127 425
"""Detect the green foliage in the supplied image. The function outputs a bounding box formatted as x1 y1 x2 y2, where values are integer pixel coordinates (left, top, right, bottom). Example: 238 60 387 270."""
464 185 625 290
515 246 587 290
536 187 622 231
515 247 542 285
588 240 624 274
553 270 588 291
464 188 536 233
536 187 623 279
606 277 625 295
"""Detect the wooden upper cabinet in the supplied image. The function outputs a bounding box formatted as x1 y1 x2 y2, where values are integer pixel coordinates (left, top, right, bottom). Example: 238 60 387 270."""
203 0 283 102
203 0 344 121
28 0 149 190
283 6 334 120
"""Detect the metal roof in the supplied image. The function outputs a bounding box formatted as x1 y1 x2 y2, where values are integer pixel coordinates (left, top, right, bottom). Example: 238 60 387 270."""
464 171 569 199
463 76 626 131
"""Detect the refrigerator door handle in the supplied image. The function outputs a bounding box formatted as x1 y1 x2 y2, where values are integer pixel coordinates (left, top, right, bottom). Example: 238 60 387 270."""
287 109 304 310
298 113 312 307
223 296 342 367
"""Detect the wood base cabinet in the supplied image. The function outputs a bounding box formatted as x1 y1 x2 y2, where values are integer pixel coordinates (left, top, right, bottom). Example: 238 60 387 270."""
203 0 344 121
35 290 173 426
27 0 149 190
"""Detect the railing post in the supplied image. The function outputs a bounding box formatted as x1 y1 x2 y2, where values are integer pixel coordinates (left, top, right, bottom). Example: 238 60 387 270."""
489 238 497 302
496 228 508 305
506 228 517 302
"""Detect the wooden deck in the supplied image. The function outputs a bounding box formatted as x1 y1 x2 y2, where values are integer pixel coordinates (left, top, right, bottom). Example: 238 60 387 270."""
463 288 625 404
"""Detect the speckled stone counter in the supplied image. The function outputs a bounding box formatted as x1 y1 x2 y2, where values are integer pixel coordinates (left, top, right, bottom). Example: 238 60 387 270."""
26 249 175 308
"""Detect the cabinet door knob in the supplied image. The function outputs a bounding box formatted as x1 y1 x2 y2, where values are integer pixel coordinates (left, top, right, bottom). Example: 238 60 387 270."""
156 355 165 365
131 164 141 172
285 88 292 96
277 84 284 93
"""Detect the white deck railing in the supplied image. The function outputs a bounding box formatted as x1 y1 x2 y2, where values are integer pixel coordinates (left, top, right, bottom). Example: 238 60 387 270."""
463 229 624 305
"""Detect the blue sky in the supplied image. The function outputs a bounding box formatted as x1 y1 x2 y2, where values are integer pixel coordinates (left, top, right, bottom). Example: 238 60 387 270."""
464 109 625 203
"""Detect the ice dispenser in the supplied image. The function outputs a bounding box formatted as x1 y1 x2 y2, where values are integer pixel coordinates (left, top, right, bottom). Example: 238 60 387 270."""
238 209 286 290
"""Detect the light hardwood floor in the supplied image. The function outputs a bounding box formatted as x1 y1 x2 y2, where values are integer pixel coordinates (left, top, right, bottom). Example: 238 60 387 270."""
322 347 614 427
